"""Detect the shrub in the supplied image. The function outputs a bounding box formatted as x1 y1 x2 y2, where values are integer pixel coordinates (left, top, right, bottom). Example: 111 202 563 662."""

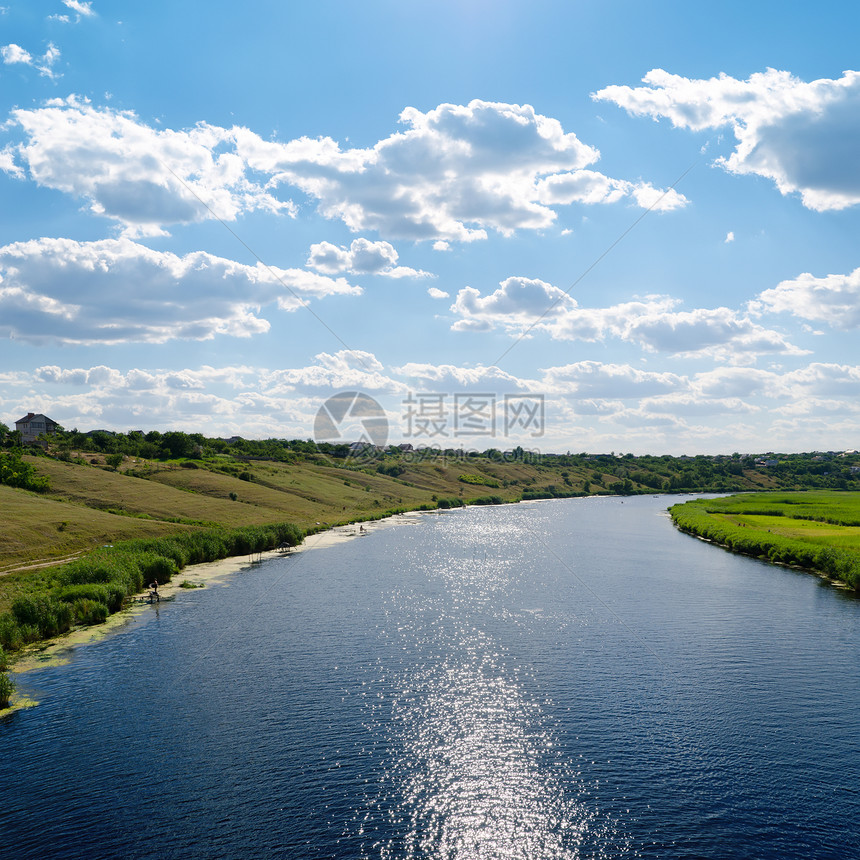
469 495 504 505
0 615 22 651
136 553 178 586
0 645 7 671
11 596 73 639
0 673 14 708
56 582 125 614
72 599 109 626
458 473 501 488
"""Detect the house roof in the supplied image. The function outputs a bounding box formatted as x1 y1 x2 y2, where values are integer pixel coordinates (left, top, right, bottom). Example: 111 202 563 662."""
15 413 58 425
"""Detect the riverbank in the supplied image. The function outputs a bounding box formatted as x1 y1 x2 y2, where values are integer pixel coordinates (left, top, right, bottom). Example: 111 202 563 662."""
669 491 860 591
1 510 429 714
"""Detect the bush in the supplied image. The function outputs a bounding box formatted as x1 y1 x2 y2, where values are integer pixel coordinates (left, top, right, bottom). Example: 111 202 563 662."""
72 599 108 626
136 552 178 586
469 495 504 505
458 473 500 488
0 673 14 708
11 596 73 639
0 615 22 651
56 582 125 613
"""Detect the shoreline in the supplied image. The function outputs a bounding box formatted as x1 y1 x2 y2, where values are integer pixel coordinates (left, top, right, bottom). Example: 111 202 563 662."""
3 509 430 698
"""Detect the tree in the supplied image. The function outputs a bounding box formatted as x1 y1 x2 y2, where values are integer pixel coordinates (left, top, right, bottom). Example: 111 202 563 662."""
161 431 194 459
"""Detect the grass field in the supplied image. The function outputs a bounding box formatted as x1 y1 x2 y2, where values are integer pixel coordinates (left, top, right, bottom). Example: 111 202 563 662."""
670 491 860 589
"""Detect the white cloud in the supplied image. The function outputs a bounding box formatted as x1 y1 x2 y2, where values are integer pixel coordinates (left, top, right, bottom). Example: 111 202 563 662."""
1 42 60 78
620 305 806 360
1 44 33 64
640 394 759 418
264 350 406 394
693 366 780 399
2 98 684 239
541 361 687 399
306 238 433 278
594 68 860 211
784 363 860 397
0 146 23 178
536 169 687 211
394 361 533 392
427 287 449 299
4 97 293 234
0 237 360 344
62 0 94 17
449 277 803 361
235 99 685 242
724 231 735 243
753 267 860 329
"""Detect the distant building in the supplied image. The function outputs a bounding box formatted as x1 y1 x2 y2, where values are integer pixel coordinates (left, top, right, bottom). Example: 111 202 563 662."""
15 412 60 443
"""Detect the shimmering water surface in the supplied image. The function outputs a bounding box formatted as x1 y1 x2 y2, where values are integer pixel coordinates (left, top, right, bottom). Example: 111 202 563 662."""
3 496 860 859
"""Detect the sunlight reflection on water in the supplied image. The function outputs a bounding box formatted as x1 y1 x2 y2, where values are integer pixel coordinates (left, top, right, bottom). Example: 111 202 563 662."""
358 509 628 859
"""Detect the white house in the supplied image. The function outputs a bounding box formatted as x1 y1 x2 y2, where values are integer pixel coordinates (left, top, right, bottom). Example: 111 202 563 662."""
15 412 60 443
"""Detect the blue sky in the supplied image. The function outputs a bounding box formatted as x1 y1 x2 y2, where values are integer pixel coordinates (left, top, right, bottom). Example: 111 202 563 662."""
2 0 860 454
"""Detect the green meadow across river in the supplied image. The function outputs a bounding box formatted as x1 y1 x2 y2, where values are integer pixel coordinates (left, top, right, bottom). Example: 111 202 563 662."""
670 491 860 589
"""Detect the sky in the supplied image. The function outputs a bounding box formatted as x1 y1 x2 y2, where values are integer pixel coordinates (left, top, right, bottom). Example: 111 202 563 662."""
2 0 860 455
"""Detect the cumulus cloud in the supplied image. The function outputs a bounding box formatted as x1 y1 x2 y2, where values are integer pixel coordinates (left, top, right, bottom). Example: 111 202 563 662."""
1 97 685 239
306 238 433 278
449 277 803 361
0 146 23 179
594 68 860 211
536 170 686 211
3 96 293 235
1 44 32 64
783 362 860 396
395 361 533 392
263 350 405 394
753 267 860 329
692 366 781 399
451 276 576 333
62 0 94 16
234 99 686 241
0 237 360 344
1 42 61 78
427 287 449 299
621 305 806 360
541 361 687 399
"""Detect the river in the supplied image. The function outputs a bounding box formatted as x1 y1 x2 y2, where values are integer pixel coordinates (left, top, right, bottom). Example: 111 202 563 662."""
2 495 859 858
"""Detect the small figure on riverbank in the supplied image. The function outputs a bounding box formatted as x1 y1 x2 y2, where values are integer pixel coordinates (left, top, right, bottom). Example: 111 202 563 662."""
149 581 160 603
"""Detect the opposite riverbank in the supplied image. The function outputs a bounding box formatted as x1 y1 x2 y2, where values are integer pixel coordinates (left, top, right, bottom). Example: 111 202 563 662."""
670 491 860 590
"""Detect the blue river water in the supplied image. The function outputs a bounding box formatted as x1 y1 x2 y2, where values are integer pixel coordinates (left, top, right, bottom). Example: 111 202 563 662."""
2 495 860 859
